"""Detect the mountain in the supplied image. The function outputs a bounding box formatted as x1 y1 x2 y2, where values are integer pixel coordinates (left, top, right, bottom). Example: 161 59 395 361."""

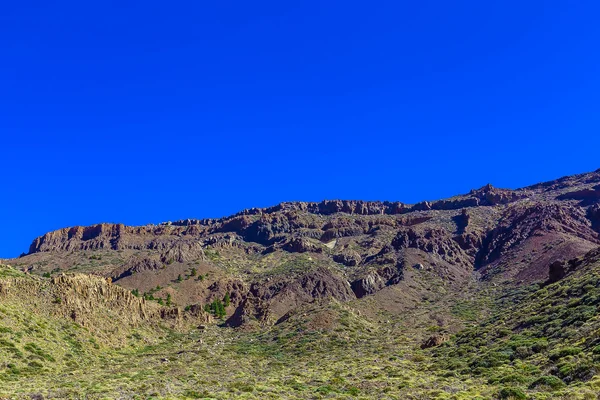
2 169 600 399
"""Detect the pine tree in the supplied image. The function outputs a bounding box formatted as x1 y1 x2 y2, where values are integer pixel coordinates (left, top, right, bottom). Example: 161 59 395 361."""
223 292 230 307
166 293 172 306
177 274 183 282
190 268 197 277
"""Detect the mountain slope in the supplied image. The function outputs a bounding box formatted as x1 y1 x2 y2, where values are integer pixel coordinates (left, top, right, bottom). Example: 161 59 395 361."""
2 169 600 398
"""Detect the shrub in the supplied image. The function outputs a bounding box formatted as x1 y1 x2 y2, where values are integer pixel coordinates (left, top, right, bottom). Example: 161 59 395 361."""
498 387 526 399
529 375 565 390
549 346 581 361
223 292 230 307
556 360 596 383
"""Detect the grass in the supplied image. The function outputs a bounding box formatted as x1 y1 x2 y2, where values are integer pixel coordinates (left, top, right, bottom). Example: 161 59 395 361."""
2 253 600 399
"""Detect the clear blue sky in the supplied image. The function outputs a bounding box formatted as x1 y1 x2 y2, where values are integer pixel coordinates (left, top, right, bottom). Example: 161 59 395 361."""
1 1 599 257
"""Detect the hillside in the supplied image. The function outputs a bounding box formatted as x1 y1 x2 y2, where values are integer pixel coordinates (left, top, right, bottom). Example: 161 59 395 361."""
2 169 600 398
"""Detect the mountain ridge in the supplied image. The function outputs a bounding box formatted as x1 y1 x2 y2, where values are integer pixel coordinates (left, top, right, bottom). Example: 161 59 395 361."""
4 168 600 398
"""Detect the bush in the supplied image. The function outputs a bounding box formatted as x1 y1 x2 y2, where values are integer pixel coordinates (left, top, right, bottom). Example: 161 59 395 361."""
556 360 596 383
549 346 581 361
498 387 526 399
529 375 565 390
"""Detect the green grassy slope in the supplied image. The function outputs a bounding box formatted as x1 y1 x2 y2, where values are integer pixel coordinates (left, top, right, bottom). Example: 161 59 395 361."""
3 248 600 399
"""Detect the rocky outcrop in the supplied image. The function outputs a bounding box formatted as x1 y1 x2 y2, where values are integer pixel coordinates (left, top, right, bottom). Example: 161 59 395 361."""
415 185 525 212
230 267 356 324
392 228 472 267
28 223 206 254
333 249 362 267
476 204 600 268
527 170 600 191
160 239 205 264
454 209 470 234
548 260 567 283
547 247 600 284
588 204 600 232
281 238 324 253
468 184 526 206
0 272 210 343
110 256 163 282
206 279 247 307
557 185 600 205
421 334 448 349
350 263 404 298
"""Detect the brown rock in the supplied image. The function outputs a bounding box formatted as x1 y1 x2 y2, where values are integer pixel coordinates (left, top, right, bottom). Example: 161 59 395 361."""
421 334 448 349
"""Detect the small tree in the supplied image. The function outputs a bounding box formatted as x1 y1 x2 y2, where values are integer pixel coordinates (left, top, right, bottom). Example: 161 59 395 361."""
177 274 183 282
190 268 197 277
223 292 230 307
166 293 172 307
208 298 226 318
215 300 225 319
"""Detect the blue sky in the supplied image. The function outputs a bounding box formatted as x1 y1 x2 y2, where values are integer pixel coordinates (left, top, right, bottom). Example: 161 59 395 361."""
1 1 599 257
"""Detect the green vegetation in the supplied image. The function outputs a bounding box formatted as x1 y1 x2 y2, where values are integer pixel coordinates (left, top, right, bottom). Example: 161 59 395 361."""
3 250 600 399
223 292 230 307
205 298 226 319
431 257 600 399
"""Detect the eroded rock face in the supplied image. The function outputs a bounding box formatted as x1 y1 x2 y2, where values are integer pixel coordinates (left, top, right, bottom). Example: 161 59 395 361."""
468 184 526 206
546 248 600 284
227 267 356 325
587 204 600 232
160 239 205 264
415 185 525 212
557 185 600 205
392 228 471 267
476 204 600 268
333 249 362 267
454 209 470 234
351 264 404 298
0 272 210 341
281 238 324 253
206 279 247 307
110 256 163 282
